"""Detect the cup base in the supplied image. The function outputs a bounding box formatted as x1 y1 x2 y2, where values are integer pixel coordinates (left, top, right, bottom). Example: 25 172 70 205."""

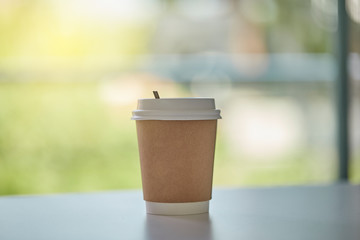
145 200 209 215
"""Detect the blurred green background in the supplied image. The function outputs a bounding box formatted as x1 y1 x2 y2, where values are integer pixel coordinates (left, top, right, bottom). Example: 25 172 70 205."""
0 0 359 195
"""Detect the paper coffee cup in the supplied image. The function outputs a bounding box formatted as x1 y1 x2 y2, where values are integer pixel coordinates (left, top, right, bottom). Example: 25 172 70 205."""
132 98 221 215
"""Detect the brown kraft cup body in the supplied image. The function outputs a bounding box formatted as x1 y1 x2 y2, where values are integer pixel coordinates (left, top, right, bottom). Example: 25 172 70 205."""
136 120 217 203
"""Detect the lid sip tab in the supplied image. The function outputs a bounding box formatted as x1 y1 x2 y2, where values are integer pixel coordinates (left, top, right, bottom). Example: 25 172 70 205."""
153 91 160 99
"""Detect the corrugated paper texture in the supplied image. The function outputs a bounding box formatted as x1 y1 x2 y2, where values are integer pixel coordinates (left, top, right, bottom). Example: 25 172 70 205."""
136 120 217 203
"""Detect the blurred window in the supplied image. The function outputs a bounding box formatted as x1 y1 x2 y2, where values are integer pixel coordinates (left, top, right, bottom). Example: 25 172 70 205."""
0 0 358 195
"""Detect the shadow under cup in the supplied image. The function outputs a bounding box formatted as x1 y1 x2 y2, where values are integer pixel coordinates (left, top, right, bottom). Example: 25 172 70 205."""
132 98 221 215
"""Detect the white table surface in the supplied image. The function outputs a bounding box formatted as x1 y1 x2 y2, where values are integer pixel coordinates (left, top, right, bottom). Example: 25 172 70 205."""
0 184 359 240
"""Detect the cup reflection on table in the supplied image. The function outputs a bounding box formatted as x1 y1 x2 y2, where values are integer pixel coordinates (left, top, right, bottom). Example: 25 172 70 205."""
144 213 213 240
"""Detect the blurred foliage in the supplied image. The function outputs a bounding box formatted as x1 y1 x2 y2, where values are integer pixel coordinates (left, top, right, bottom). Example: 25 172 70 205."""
0 82 339 195
0 0 334 60
0 0 358 195
0 82 142 194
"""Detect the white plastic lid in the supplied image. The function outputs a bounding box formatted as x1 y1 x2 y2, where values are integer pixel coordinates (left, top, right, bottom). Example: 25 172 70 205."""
132 98 221 120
